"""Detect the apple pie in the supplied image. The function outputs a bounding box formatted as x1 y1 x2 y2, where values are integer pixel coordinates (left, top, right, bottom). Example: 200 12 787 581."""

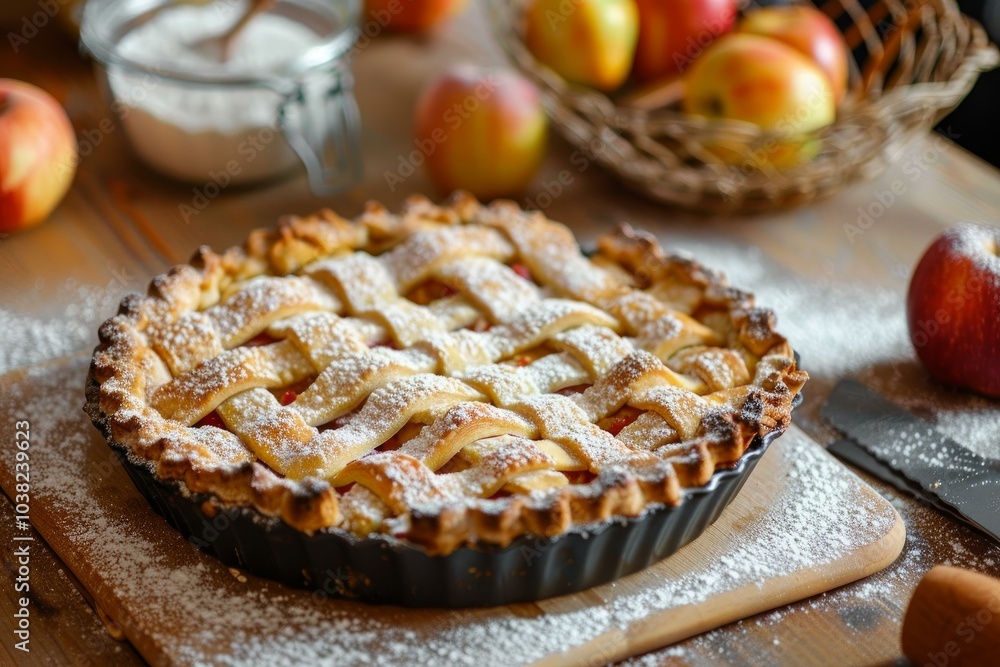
86 193 806 598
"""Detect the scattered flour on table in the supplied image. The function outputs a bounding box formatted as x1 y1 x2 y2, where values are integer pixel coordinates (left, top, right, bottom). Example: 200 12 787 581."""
664 242 912 379
622 484 1000 666
5 360 897 667
0 308 92 373
0 278 131 374
662 241 999 459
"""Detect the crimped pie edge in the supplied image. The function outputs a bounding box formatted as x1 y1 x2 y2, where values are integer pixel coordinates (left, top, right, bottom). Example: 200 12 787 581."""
84 192 807 556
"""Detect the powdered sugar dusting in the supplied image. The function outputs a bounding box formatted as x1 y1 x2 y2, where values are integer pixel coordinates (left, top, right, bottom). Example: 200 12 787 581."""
0 308 95 373
950 222 1000 281
607 450 896 627
665 240 998 461
623 482 1000 665
0 274 133 374
0 358 899 667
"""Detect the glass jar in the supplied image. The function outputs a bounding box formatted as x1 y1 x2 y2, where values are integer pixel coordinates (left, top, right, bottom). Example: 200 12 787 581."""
80 0 362 195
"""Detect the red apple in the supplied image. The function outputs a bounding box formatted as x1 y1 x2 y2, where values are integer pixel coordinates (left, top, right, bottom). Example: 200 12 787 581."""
0 79 77 232
525 0 639 92
413 65 547 200
632 0 738 82
907 223 1000 397
739 5 850 105
365 0 468 33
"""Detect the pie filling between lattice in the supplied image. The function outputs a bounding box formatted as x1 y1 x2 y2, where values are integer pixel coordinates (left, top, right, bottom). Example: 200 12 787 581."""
87 194 807 556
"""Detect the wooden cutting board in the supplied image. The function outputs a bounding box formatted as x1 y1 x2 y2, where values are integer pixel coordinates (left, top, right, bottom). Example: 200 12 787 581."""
0 356 905 666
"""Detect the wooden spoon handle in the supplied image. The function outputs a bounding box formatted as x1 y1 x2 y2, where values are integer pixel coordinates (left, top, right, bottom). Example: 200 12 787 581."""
902 565 1000 667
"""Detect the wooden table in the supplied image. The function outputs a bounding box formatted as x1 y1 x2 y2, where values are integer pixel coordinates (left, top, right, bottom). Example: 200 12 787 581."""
2 3 999 666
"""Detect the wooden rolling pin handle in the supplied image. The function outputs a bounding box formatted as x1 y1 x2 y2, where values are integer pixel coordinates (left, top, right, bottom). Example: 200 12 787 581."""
902 565 1000 667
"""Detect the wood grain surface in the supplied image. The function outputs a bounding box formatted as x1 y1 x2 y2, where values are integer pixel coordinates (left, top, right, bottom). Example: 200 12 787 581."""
0 1 998 665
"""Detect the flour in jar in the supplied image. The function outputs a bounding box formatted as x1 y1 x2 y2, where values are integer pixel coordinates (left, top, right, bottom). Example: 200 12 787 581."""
107 1 324 185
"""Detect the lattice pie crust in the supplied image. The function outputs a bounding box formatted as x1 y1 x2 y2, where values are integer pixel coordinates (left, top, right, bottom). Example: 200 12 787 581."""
86 194 807 555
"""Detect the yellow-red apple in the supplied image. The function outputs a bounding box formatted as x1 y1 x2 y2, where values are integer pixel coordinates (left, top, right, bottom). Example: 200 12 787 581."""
682 34 835 167
739 6 850 105
907 223 1000 397
413 65 547 200
632 0 737 82
525 0 639 92
0 79 77 233
365 0 467 33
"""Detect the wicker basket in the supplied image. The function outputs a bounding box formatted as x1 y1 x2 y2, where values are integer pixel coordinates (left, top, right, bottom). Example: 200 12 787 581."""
489 0 999 212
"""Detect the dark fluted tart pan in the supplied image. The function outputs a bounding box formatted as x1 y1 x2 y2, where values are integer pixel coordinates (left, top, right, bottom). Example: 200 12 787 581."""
90 364 793 608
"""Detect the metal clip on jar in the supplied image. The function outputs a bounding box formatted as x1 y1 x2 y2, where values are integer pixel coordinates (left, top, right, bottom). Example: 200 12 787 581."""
80 0 362 196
